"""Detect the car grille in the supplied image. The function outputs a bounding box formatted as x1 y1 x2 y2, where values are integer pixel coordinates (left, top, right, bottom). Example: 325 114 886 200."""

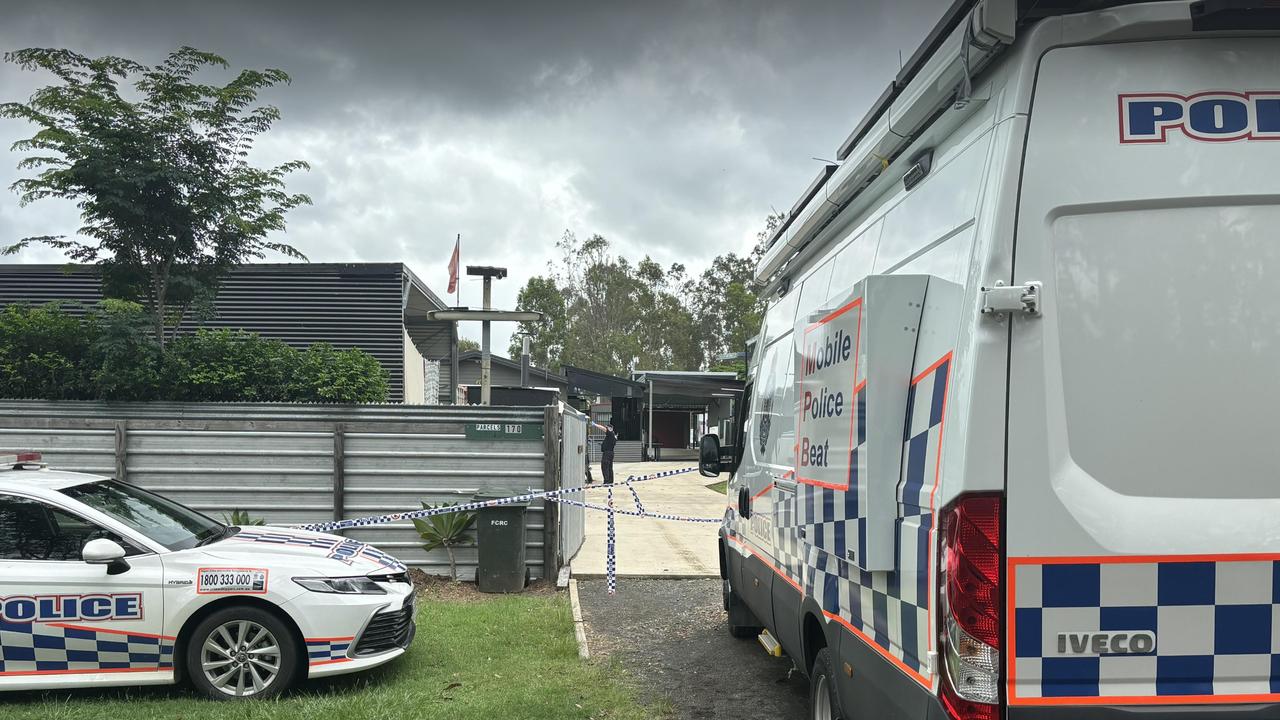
354 601 415 656
368 571 411 585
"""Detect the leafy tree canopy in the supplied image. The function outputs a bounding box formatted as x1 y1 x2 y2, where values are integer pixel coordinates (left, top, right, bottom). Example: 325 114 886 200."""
1 46 311 344
510 217 775 377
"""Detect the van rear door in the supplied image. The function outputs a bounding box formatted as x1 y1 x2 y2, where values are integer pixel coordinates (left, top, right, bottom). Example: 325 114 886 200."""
1007 38 1280 710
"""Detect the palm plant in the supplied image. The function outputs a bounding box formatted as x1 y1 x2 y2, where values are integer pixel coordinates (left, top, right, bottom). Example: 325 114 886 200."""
220 509 266 526
413 502 476 582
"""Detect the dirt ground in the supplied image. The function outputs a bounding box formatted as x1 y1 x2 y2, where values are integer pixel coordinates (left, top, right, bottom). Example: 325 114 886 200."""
576 578 809 720
408 568 558 601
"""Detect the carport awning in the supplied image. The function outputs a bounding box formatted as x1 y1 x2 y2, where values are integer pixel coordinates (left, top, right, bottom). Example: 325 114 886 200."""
631 371 744 400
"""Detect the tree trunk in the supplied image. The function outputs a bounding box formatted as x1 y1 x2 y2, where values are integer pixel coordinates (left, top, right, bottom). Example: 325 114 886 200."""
446 544 457 582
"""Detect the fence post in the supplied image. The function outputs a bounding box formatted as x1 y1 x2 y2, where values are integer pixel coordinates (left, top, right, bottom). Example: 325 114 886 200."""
114 420 127 482
333 423 346 525
543 405 561 581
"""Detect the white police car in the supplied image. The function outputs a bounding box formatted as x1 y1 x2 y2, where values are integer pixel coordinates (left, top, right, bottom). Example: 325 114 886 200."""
0 452 415 699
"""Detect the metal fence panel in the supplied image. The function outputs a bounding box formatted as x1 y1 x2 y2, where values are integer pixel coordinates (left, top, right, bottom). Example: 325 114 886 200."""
0 400 550 580
559 409 587 563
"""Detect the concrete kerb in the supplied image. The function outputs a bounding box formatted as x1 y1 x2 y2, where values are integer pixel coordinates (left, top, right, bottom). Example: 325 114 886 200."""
568 578 590 659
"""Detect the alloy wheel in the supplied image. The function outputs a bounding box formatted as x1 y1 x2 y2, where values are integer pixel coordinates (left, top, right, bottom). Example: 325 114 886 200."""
200 619 282 697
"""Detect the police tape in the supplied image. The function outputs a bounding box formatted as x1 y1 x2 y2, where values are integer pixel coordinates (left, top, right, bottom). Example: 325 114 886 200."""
293 466 714 533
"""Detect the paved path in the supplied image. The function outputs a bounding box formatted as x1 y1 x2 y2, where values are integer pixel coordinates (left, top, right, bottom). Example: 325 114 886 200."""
571 461 725 578
577 578 808 720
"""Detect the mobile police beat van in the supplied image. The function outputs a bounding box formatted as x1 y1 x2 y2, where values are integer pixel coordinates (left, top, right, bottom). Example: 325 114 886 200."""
699 2 1280 719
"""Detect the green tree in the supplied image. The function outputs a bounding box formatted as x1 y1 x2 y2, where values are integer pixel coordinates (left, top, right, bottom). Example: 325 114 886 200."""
1 47 311 345
457 338 480 353
509 275 567 368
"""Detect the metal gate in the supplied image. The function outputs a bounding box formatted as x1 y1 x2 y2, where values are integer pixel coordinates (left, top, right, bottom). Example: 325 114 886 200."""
559 407 588 563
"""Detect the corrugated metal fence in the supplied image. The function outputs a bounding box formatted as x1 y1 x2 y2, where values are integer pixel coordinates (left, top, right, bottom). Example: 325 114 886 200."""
0 401 566 582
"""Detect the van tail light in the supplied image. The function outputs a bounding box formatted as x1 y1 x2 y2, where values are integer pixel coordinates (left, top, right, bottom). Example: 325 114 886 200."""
939 492 1002 720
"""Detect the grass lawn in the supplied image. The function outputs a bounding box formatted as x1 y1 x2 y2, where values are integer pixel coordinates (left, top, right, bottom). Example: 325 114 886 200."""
705 480 728 495
0 593 654 720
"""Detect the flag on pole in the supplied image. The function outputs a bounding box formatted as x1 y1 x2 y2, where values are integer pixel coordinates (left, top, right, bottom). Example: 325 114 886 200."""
447 234 460 295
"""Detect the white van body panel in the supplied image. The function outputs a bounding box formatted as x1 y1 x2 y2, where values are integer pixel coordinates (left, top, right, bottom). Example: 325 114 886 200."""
1007 35 1280 706
725 2 1280 717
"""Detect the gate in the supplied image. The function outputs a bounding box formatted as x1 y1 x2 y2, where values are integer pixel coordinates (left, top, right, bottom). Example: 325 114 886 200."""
559 406 588 563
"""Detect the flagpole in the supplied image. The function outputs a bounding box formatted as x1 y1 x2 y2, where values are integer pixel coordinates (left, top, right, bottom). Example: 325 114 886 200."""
455 233 461 308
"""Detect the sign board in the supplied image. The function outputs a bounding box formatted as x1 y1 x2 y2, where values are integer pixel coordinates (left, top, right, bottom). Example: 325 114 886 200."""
465 422 544 441
794 274 928 571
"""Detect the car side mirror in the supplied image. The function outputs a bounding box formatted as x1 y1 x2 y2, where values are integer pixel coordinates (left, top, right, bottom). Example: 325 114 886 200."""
699 434 723 478
83 538 130 575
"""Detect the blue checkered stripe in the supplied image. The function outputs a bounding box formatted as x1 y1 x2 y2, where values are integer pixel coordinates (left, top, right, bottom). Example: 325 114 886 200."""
1013 559 1280 701
0 621 174 674
776 355 950 684
306 638 352 664
234 530 407 572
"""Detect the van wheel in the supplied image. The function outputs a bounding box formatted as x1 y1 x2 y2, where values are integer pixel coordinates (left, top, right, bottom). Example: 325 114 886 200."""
186 605 300 700
723 577 762 639
809 648 845 720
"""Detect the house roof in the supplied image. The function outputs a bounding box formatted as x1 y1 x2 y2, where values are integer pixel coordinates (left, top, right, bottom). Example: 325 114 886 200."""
457 350 567 387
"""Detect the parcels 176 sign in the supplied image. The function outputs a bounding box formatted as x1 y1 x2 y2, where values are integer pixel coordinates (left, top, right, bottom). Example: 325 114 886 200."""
465 422 544 441
795 297 862 490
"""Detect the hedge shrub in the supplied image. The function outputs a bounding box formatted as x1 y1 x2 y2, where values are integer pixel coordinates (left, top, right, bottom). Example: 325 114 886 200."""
0 302 390 403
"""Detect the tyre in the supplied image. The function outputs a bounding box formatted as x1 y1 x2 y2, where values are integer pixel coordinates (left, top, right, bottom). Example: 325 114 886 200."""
809 647 846 720
186 605 300 700
723 576 763 639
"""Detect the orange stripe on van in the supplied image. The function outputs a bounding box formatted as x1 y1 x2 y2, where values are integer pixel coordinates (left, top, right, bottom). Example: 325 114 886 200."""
822 611 932 689
725 533 932 689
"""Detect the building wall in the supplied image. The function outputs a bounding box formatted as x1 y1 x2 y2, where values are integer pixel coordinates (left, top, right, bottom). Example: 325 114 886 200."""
402 329 427 404
0 264 414 402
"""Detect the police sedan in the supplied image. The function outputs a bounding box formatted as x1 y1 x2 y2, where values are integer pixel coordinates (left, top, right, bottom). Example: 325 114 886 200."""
0 453 415 699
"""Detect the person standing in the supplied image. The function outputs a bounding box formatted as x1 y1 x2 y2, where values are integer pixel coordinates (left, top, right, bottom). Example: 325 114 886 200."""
600 424 617 485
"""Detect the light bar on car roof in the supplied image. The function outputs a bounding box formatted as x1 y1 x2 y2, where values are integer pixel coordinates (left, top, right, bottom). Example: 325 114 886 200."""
1 451 43 466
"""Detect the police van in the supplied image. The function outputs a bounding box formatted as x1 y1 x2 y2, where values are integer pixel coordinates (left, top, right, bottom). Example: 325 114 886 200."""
699 1 1280 718
0 453 415 699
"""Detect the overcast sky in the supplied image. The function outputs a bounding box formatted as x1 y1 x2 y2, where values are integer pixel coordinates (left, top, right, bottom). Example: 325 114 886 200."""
0 0 946 352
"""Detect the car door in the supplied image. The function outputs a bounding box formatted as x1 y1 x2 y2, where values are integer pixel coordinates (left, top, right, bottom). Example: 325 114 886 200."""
0 492 170 680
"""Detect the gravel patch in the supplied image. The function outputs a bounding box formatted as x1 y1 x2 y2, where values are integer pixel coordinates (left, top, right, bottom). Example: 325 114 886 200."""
577 578 808 720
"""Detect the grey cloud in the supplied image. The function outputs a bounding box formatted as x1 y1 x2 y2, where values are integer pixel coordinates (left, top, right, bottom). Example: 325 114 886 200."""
0 0 949 351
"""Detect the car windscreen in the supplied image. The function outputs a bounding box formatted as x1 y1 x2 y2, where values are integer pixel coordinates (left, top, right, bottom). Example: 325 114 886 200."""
62 480 225 551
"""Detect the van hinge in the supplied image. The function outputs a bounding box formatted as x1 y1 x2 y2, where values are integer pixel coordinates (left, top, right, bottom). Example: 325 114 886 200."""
980 280 1042 318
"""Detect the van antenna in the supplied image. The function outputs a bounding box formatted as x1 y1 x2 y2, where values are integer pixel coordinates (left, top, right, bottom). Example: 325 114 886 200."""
811 156 838 165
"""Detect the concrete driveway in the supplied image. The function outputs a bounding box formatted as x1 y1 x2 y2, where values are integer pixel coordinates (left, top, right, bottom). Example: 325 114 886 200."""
571 461 726 578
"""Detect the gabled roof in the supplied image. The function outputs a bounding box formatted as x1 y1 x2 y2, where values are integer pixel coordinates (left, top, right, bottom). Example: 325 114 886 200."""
457 350 562 381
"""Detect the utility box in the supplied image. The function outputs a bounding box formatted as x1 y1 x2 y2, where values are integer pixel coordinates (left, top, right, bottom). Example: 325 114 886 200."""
473 492 530 593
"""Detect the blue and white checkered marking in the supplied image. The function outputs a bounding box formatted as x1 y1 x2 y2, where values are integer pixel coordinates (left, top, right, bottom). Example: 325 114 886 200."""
0 621 174 675
1012 557 1280 703
232 529 408 572
775 354 950 686
305 638 352 664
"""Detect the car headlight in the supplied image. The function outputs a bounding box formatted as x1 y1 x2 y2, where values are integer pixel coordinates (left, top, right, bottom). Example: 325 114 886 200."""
293 576 387 595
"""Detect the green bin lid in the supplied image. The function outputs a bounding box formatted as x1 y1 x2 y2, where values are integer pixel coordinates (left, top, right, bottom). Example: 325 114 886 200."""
472 490 531 507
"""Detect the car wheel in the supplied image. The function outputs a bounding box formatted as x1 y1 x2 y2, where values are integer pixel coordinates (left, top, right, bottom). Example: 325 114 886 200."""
723 577 762 639
186 605 299 700
809 647 845 720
